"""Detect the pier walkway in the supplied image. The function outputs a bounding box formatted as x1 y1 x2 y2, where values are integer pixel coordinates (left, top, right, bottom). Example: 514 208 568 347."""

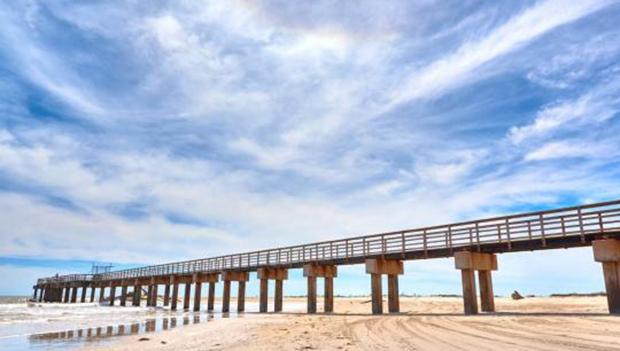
34 199 620 315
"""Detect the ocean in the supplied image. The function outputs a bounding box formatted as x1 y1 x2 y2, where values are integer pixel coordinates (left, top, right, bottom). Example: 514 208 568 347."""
0 296 299 350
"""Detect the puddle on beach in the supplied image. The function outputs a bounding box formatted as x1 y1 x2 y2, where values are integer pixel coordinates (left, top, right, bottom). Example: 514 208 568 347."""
1 310 244 350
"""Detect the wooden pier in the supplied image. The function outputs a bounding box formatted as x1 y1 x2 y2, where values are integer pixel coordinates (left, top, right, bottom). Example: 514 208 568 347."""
34 199 620 315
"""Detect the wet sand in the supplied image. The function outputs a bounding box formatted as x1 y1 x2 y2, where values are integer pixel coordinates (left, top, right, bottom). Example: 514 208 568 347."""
83 296 620 351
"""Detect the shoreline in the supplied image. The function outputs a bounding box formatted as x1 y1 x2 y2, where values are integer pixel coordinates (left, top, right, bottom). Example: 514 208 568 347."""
78 296 620 351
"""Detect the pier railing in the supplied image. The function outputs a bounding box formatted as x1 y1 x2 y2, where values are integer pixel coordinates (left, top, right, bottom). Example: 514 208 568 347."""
37 274 93 285
39 199 620 284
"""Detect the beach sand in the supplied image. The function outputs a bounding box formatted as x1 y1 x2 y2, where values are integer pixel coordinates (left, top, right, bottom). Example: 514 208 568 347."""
83 296 620 350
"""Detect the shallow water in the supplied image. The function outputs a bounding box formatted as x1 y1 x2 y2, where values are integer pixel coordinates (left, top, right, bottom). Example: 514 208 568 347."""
0 297 305 350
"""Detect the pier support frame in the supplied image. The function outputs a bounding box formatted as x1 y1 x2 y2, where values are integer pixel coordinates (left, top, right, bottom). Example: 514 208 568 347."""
147 277 158 307
80 285 87 303
222 271 249 313
257 268 288 313
163 283 171 307
593 239 620 314
303 264 338 313
132 281 142 306
183 283 191 310
120 282 128 306
109 283 116 306
208 281 216 311
90 286 95 302
44 286 63 302
71 286 78 303
64 286 70 303
454 251 498 315
365 259 403 314
170 276 179 311
62 286 71 303
191 273 219 312
99 285 105 302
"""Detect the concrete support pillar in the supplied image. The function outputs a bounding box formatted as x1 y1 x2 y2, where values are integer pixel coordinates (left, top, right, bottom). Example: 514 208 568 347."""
146 285 152 306
99 286 105 302
387 274 399 313
602 262 620 314
461 269 477 315
324 277 334 313
120 284 128 306
593 239 620 314
109 285 116 306
38 287 44 302
208 282 216 311
183 283 191 310
133 284 142 306
81 286 87 303
70 287 78 303
454 251 498 315
151 284 158 307
370 274 382 315
307 276 317 314
90 286 95 302
478 270 495 312
33 287 38 299
163 284 171 307
222 280 231 313
365 259 403 315
194 282 202 312
238 280 246 312
171 281 179 311
259 278 268 313
274 279 283 312
64 287 70 303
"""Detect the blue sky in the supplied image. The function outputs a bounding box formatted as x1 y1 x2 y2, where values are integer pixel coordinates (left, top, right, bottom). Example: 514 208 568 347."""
1 0 620 296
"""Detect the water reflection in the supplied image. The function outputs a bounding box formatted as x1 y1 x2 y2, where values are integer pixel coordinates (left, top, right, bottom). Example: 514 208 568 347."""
28 311 220 348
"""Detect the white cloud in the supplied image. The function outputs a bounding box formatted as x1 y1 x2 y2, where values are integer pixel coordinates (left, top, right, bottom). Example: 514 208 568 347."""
0 4 106 118
509 75 620 144
387 0 613 106
524 140 614 161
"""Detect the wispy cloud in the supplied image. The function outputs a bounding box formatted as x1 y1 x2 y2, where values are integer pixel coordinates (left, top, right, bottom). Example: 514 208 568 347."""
509 73 620 144
386 0 614 107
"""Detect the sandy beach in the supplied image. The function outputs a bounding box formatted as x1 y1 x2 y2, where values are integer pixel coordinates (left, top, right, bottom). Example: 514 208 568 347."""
82 296 620 351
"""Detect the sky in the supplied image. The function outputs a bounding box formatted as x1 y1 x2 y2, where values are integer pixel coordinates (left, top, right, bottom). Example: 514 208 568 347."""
1 0 620 297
